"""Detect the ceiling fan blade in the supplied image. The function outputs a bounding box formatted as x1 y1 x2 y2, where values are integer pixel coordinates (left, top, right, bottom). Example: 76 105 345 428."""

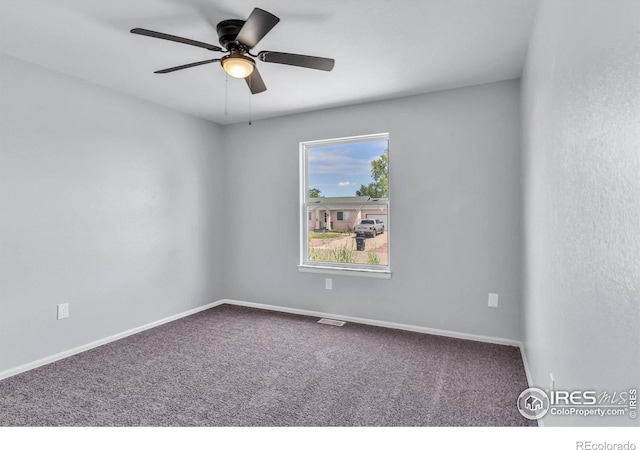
131 28 223 52
235 8 280 49
154 59 221 74
258 51 335 71
245 67 267 94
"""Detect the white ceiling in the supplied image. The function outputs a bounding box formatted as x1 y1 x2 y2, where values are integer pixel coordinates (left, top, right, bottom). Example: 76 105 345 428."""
0 0 540 125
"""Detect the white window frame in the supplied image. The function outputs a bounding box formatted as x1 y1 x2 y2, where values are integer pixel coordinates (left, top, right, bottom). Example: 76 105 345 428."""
299 133 391 279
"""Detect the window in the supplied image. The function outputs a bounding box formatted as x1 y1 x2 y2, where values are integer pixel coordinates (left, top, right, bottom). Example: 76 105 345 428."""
299 133 390 277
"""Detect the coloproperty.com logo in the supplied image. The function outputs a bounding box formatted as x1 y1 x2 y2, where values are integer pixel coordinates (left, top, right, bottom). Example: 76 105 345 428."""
517 387 637 420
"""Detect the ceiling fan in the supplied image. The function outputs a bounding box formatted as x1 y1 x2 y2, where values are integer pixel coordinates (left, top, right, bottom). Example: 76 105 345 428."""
131 8 335 94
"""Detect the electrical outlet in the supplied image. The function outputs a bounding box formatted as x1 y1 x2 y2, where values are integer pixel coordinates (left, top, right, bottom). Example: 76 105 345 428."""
325 278 332 290
57 303 69 320
488 293 499 308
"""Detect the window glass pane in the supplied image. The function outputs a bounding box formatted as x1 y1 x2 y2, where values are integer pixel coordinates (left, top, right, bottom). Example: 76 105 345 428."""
307 140 388 199
306 206 388 266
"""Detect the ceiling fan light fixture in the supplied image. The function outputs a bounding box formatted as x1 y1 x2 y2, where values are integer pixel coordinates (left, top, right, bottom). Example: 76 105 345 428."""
221 55 255 78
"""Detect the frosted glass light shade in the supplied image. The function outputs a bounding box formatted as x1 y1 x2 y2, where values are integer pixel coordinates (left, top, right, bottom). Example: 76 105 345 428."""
222 56 255 78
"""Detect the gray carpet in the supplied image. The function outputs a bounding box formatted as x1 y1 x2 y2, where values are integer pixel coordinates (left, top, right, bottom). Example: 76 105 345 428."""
0 304 535 426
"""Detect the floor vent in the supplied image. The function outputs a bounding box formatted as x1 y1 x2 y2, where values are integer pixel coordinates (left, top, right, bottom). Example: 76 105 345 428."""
317 318 346 327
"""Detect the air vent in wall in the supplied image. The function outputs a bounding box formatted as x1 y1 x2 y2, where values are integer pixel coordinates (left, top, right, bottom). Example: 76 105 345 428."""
317 318 346 327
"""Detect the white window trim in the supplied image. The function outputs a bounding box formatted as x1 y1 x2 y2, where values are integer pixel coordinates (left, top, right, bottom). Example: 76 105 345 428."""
297 265 392 279
299 133 391 278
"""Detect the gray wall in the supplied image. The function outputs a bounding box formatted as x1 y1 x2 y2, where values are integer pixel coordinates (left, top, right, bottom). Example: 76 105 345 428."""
222 80 523 341
0 55 225 373
522 0 640 425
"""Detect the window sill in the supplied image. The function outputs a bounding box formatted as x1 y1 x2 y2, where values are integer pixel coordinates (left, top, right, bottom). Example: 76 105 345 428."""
298 265 392 279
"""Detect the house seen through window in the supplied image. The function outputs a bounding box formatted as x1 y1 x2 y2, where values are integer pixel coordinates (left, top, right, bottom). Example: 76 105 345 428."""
300 133 390 274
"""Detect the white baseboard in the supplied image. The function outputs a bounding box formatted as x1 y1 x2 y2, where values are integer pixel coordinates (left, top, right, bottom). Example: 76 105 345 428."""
220 299 522 347
1 298 525 382
519 344 534 388
519 343 544 427
0 300 224 381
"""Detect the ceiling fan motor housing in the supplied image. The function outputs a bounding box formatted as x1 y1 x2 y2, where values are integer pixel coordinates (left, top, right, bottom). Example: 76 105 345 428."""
216 19 246 50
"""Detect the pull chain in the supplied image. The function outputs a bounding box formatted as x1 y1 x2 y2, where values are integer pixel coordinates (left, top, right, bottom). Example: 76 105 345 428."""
247 75 252 126
224 74 229 117
249 88 252 126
